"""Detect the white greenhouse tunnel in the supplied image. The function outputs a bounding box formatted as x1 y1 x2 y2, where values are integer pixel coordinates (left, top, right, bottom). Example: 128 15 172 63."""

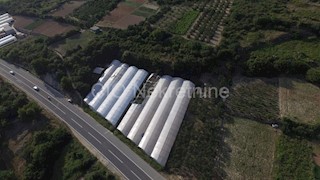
84 60 195 166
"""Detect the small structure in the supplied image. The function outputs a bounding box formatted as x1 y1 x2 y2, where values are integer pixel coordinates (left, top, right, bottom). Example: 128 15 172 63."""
90 26 101 34
271 123 279 128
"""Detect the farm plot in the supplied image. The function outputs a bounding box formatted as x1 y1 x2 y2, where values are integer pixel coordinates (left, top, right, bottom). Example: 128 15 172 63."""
168 10 199 35
187 0 233 45
97 0 158 29
279 77 320 125
226 76 279 123
51 31 95 56
154 0 232 46
154 5 193 30
12 16 36 31
51 1 85 17
224 117 279 180
32 20 76 37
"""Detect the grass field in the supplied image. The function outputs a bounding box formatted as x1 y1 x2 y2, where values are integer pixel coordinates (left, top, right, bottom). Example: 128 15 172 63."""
51 1 85 17
240 30 288 47
251 39 320 63
24 19 44 30
274 135 314 180
169 10 199 35
227 77 279 123
224 117 279 180
279 77 320 125
51 31 95 56
132 6 157 18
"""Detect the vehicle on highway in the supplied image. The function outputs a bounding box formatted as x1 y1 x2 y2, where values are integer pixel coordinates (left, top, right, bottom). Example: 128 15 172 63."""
9 70 14 75
33 86 39 91
47 96 51 100
67 98 72 103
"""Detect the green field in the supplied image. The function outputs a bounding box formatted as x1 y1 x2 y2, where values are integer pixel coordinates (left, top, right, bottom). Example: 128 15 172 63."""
224 118 279 179
274 135 314 180
251 39 320 62
227 77 279 123
51 31 95 56
132 6 157 18
169 10 199 35
24 19 44 30
123 0 142 7
279 77 320 125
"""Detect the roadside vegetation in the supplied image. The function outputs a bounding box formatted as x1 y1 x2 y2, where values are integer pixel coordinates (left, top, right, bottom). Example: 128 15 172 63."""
0 78 116 179
0 0 320 179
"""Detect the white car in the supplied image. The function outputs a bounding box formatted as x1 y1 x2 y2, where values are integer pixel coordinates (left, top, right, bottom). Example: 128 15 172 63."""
67 98 72 103
33 86 39 91
9 70 14 75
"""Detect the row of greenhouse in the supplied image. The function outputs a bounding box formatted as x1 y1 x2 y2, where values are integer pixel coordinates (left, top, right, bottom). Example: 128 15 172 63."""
0 13 18 47
84 60 195 166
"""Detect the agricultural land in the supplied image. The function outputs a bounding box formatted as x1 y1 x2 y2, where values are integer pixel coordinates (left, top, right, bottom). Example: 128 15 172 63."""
0 0 319 179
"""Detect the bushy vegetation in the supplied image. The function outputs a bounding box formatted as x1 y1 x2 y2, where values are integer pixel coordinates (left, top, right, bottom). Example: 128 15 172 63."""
220 0 320 82
0 38 65 77
24 128 71 179
62 140 115 180
0 79 28 142
281 117 320 140
274 135 314 180
169 10 199 35
306 67 320 84
0 78 115 179
72 0 121 27
0 0 67 17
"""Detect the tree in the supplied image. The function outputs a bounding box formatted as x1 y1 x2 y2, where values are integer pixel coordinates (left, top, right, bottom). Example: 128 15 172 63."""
306 67 320 84
18 102 41 122
61 76 73 92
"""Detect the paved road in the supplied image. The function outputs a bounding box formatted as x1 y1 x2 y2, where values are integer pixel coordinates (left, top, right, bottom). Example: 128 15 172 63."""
0 60 165 180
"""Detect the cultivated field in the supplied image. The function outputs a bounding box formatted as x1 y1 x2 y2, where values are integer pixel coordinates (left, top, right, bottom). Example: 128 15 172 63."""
13 16 36 30
32 20 76 37
51 1 85 17
224 117 279 180
279 77 320 125
227 76 279 123
154 0 232 46
13 15 75 37
97 0 158 29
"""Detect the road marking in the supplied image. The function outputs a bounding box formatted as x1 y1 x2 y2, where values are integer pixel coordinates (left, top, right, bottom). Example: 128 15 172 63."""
0 62 157 180
131 170 142 180
0 65 67 115
108 149 123 163
0 68 130 180
71 118 83 128
88 132 102 144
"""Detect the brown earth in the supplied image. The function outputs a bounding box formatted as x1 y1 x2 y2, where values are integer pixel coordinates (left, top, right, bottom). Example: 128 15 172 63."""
12 16 35 30
97 3 136 26
114 14 145 29
52 1 85 17
32 20 76 37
